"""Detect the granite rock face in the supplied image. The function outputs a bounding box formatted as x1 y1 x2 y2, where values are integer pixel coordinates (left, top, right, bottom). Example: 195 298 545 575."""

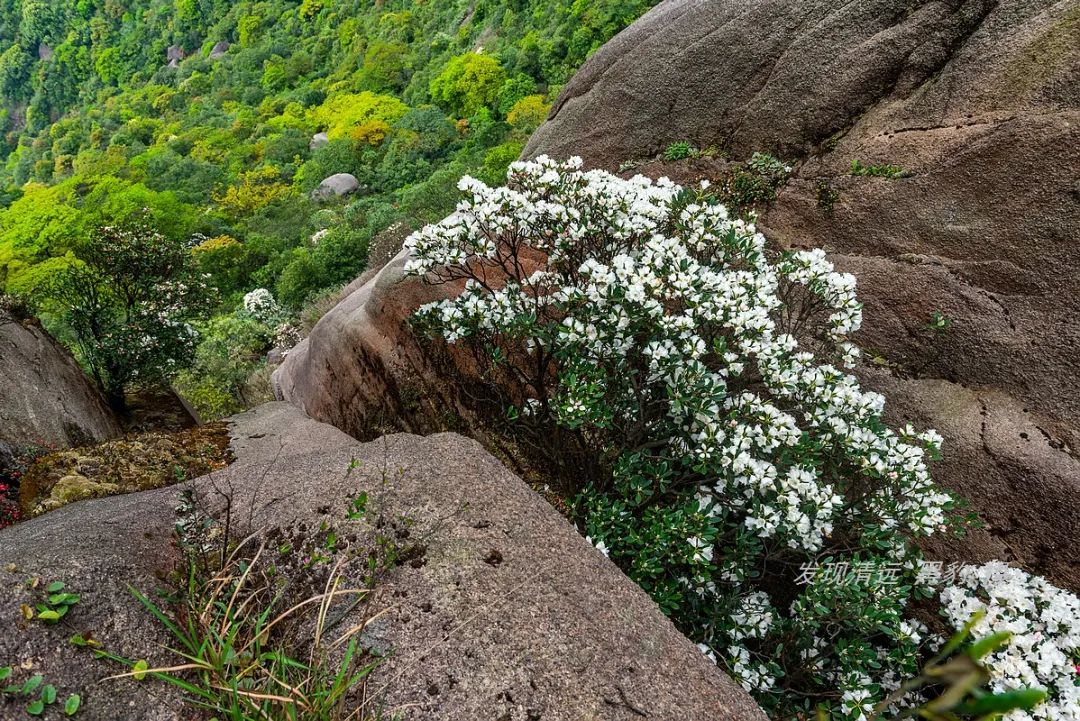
274 248 471 440
0 403 764 720
0 312 121 455
525 0 1080 590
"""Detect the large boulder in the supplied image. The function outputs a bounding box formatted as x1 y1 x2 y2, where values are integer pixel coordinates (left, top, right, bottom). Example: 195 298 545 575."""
0 403 764 720
524 0 1080 590
311 172 360 201
0 311 121 454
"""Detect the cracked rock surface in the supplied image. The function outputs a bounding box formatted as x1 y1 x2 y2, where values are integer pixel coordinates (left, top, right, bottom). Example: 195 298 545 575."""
525 0 1080 590
0 402 764 720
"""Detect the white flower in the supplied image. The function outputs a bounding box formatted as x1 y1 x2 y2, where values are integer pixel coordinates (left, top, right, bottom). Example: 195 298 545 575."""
585 536 610 558
940 562 1080 720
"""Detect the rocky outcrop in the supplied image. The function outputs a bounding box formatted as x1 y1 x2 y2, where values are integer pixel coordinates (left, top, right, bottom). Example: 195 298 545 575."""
0 403 764 720
309 131 329 149
165 45 184 68
274 249 470 440
0 312 121 455
867 367 1080 590
311 172 360 201
524 0 1080 590
367 220 413 271
208 40 229 59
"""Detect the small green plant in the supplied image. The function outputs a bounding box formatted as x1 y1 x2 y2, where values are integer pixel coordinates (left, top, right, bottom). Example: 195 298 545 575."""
745 151 790 178
95 536 384 721
715 152 792 214
347 491 369 520
24 579 80 624
1 667 81 717
911 309 953 376
923 310 952 338
815 179 841 214
663 140 697 161
851 158 905 178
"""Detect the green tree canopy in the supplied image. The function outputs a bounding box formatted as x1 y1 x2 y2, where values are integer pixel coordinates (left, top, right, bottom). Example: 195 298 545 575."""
429 52 506 118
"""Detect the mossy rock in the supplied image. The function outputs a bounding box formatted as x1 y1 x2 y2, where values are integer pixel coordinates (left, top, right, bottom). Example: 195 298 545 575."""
18 423 233 518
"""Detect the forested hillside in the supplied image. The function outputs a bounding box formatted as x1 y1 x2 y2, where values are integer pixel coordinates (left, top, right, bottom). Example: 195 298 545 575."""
0 0 657 415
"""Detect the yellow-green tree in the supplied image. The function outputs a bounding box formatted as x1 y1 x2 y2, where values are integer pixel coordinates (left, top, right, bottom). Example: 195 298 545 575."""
307 91 408 140
507 94 550 133
214 166 295 218
429 53 506 117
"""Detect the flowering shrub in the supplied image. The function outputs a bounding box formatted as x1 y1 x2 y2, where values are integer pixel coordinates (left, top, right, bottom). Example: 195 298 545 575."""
404 156 1079 719
941 563 1080 721
243 288 283 322
242 288 300 356
25 217 213 410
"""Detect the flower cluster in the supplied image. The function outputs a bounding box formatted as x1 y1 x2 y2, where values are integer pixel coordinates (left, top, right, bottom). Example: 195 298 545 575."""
273 322 302 355
242 288 299 354
242 288 282 323
941 562 1080 721
405 157 1076 720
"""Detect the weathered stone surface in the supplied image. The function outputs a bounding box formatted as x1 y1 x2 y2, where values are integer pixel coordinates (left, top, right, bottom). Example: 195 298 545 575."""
309 131 329 149
311 172 359 201
0 403 764 720
0 312 121 454
525 0 1080 589
862 367 1080 591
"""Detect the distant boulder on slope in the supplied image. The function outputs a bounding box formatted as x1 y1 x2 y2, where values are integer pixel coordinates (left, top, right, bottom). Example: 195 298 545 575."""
310 172 359 201
208 40 229 59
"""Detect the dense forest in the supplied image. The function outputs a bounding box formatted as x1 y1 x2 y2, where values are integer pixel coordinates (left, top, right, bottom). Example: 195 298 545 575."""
0 0 658 416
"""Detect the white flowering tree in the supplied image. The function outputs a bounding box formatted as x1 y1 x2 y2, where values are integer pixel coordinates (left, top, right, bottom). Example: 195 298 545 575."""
29 216 213 411
404 157 1079 720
